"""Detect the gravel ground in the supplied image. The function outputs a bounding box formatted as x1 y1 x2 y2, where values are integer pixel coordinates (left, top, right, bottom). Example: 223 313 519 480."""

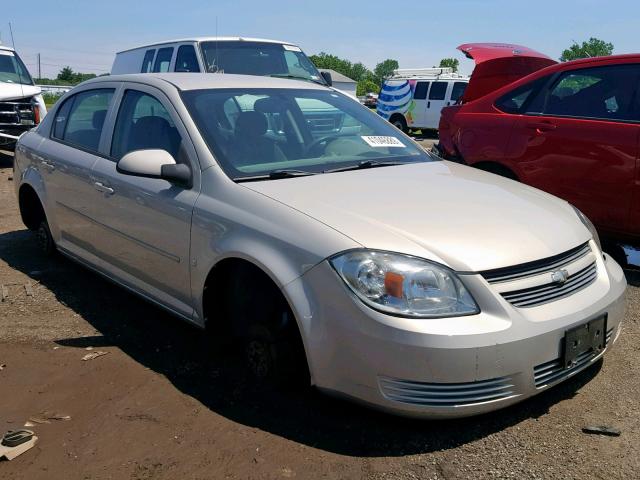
0 149 639 479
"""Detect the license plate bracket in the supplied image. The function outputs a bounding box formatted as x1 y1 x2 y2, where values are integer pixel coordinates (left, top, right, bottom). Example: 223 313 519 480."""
562 315 606 370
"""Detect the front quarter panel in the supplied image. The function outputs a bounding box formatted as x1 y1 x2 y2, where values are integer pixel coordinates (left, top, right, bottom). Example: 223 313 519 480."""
190 167 360 325
14 131 47 210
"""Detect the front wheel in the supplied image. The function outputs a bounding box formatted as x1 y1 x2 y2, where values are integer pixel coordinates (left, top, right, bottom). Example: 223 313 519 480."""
391 116 408 133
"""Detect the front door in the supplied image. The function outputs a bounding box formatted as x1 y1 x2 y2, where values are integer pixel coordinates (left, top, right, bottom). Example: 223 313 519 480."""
89 86 199 318
423 81 448 129
508 64 640 238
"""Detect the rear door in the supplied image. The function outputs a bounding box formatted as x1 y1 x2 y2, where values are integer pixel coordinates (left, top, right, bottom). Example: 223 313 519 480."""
42 86 116 257
508 63 640 236
88 84 200 318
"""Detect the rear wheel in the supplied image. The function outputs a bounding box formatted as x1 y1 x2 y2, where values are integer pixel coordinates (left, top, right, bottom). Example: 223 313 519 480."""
36 220 55 256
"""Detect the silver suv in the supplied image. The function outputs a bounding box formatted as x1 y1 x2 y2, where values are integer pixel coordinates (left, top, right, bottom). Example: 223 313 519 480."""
14 73 626 418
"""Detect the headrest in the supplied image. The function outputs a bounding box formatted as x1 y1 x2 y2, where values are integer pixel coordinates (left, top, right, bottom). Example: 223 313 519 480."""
235 111 267 137
92 110 107 130
254 97 282 114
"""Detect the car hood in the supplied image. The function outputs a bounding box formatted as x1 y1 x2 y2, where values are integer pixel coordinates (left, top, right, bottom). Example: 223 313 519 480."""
241 161 591 272
0 83 41 101
458 43 557 102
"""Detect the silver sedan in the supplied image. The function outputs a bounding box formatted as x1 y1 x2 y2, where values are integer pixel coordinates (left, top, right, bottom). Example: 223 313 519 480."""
14 73 626 418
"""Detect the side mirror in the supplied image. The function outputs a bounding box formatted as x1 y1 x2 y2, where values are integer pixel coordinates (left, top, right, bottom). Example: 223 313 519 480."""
117 149 191 186
320 71 332 86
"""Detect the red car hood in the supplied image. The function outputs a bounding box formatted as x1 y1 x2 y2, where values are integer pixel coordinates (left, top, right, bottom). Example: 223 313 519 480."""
458 43 557 102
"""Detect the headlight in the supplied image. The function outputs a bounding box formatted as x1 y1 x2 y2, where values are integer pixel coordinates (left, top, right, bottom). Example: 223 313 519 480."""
572 206 601 251
330 250 479 318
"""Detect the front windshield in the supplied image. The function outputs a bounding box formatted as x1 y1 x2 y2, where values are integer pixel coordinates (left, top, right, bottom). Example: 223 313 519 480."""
0 50 34 85
182 88 434 180
200 41 322 83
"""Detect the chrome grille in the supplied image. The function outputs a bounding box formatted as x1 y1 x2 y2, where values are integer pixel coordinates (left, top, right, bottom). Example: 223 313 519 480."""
501 262 597 308
533 327 613 388
0 99 35 126
378 376 517 407
482 242 591 283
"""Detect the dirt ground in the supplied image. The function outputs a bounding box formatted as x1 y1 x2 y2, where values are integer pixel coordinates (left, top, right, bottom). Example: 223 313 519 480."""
1 148 639 480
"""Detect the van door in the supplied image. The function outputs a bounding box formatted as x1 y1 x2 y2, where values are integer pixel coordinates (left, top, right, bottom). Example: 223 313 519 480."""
410 81 430 128
423 81 448 129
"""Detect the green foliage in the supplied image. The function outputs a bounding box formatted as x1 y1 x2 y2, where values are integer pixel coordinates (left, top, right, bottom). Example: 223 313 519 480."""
53 66 98 85
42 92 63 108
373 59 399 84
439 58 459 72
356 79 379 96
560 38 614 61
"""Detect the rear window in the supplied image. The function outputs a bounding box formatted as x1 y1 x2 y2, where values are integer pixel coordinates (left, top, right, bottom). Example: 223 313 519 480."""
495 77 549 114
153 47 173 73
428 82 447 100
413 82 429 100
141 49 155 73
175 45 200 72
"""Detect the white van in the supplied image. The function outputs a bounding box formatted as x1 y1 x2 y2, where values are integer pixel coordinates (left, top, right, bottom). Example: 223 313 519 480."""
111 37 333 86
376 68 469 132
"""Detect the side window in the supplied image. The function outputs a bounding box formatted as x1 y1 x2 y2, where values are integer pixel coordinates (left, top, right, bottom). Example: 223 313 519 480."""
429 82 447 100
111 90 181 160
413 82 429 100
141 49 156 73
450 82 467 103
543 65 640 120
53 89 114 152
175 45 200 72
496 77 549 114
152 47 174 73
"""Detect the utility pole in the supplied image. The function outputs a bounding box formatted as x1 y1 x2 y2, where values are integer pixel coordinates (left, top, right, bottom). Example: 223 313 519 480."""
37 53 41 80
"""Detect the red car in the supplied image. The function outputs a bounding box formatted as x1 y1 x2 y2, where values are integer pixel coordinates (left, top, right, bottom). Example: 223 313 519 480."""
438 43 640 247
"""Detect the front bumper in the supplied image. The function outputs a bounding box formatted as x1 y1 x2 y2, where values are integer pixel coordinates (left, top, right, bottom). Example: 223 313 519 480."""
285 250 626 418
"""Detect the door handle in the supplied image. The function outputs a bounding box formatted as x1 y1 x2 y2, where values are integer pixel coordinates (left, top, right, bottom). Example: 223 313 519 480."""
94 182 114 195
427 101 431 108
526 121 557 132
40 160 55 171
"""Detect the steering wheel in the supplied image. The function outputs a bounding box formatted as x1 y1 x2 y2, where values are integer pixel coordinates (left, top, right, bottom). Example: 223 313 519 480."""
304 134 347 156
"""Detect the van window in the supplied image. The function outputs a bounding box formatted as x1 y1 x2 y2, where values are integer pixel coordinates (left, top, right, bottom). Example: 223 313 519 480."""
414 82 429 100
428 82 447 100
53 89 114 152
111 90 181 160
153 47 173 73
450 82 467 103
175 45 200 72
141 49 155 73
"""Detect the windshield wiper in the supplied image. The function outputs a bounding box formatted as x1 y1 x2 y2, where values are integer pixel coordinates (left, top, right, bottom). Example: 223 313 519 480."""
235 169 318 182
268 73 326 86
323 160 407 174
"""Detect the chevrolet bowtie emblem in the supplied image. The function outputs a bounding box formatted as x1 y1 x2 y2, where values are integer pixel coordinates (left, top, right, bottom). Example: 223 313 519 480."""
550 269 569 285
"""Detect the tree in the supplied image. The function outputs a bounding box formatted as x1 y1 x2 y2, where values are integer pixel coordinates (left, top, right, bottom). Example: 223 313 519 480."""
57 66 75 83
357 79 379 96
560 38 613 61
439 58 459 72
373 59 399 85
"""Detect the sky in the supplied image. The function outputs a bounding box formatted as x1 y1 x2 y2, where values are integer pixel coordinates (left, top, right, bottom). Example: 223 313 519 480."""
4 0 640 79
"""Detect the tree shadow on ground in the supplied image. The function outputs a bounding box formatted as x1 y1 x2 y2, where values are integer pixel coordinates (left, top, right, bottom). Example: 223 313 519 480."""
0 227 613 457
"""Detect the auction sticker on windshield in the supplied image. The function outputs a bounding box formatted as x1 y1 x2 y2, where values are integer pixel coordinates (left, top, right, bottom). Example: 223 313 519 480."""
361 136 405 148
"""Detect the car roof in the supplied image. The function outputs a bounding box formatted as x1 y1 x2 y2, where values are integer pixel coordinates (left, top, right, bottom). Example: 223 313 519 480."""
80 72 328 92
0 44 15 52
117 37 295 54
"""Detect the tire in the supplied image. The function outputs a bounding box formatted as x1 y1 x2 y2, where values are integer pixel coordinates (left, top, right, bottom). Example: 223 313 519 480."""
391 116 408 133
36 219 55 256
243 308 308 388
